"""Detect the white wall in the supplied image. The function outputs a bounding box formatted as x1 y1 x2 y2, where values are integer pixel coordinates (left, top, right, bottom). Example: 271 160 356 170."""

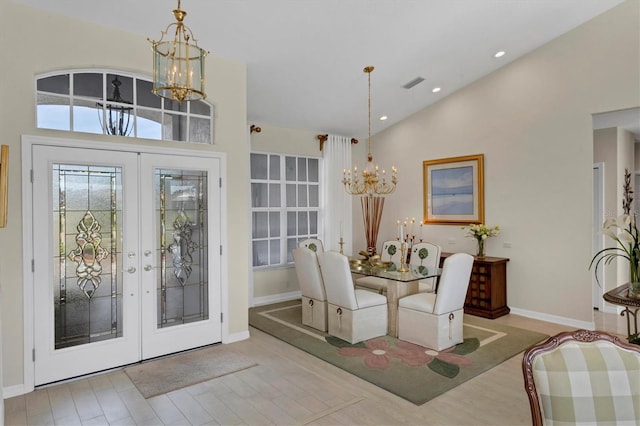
0 2 248 392
355 0 640 325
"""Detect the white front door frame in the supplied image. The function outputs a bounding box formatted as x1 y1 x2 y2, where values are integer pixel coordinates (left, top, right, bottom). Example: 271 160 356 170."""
21 134 229 391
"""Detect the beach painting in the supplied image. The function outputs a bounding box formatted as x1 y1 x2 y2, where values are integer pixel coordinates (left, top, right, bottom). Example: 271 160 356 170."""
431 166 474 215
423 154 484 225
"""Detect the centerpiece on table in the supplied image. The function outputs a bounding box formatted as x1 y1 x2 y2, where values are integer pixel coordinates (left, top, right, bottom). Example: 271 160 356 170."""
462 223 500 257
590 168 640 299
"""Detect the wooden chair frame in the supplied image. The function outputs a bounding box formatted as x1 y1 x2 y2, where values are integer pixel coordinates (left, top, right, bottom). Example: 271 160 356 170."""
522 329 640 426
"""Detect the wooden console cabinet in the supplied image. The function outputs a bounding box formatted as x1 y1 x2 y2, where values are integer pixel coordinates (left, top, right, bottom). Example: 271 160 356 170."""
440 252 510 319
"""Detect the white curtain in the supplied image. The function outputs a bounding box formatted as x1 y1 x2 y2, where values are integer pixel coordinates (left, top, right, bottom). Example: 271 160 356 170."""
322 135 353 255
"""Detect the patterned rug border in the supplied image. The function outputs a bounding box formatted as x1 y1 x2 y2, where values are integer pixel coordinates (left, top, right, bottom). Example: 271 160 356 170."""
249 299 548 405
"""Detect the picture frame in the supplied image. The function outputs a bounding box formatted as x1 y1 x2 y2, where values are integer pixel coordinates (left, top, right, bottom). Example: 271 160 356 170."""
0 145 8 228
423 154 484 225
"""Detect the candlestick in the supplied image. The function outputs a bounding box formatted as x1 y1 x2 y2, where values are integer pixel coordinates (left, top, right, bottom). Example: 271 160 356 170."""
339 237 344 254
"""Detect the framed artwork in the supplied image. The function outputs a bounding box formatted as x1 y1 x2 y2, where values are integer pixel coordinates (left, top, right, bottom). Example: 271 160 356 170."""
423 154 484 225
0 145 7 228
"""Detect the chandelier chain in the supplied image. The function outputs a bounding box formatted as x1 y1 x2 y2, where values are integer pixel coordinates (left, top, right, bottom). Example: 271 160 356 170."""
342 66 397 196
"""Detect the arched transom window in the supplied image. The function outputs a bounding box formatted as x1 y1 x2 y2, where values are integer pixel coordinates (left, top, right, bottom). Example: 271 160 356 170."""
36 70 214 144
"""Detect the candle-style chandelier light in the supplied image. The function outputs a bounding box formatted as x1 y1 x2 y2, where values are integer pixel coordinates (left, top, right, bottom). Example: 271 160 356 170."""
149 0 208 102
342 66 398 196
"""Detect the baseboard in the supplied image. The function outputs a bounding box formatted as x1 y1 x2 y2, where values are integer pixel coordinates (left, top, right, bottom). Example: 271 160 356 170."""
223 330 251 344
509 307 595 330
252 291 301 307
4 383 32 399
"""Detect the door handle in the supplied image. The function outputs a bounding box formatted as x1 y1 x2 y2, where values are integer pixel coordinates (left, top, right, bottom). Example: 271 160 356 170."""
144 264 153 271
127 267 137 274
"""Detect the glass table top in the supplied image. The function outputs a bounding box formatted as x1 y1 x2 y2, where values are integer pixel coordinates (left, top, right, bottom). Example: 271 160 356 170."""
349 259 441 283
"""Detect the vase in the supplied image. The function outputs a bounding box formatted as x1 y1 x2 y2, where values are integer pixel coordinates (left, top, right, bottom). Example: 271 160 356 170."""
476 239 485 257
629 281 640 299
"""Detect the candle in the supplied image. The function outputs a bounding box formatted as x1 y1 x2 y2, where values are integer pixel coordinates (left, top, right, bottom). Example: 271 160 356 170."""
340 221 343 239
420 223 424 241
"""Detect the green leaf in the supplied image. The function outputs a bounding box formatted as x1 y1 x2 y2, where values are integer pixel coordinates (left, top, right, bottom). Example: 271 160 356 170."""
428 358 460 378
451 338 480 355
326 336 366 348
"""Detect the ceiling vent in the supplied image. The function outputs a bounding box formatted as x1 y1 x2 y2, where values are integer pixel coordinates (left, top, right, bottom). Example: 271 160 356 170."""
402 76 425 89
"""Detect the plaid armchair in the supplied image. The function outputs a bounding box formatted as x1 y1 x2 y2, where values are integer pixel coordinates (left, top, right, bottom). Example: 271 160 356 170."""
522 329 640 425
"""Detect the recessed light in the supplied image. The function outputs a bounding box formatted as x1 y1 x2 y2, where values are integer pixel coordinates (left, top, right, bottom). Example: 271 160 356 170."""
379 115 388 121
432 87 441 93
494 51 506 58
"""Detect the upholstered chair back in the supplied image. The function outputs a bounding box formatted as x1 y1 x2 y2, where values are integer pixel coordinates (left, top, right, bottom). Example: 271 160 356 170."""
318 251 358 310
379 240 403 266
299 238 324 253
292 247 326 302
522 329 640 425
409 242 442 292
432 253 473 315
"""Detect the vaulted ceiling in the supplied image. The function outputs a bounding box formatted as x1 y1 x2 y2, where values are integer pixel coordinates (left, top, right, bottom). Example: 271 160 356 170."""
11 0 629 138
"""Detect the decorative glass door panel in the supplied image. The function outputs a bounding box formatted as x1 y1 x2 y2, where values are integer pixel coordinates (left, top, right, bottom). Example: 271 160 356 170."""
54 164 123 349
156 168 209 328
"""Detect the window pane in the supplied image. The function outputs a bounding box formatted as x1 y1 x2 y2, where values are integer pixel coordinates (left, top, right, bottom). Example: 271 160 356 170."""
189 116 211 143
106 74 133 103
74 73 103 99
137 79 161 108
164 99 188 113
269 212 280 237
137 109 162 140
268 183 280 207
163 112 187 141
190 100 211 116
251 154 267 180
308 158 319 182
285 157 296 181
287 212 296 236
73 102 103 134
252 212 268 238
286 184 296 207
269 155 280 180
309 211 318 234
297 158 307 181
37 101 70 131
287 238 297 263
298 184 307 207
270 240 280 264
253 241 268 266
38 74 69 94
309 184 319 207
251 183 268 207
298 212 308 235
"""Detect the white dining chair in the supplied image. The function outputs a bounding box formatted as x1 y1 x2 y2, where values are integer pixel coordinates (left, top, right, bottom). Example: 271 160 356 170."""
292 247 328 331
355 240 403 294
397 252 473 350
319 251 388 344
409 242 441 293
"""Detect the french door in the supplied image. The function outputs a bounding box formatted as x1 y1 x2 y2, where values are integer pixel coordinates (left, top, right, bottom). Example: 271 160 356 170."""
32 145 221 385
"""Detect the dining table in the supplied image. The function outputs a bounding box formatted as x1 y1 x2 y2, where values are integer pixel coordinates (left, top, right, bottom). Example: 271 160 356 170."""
349 259 441 337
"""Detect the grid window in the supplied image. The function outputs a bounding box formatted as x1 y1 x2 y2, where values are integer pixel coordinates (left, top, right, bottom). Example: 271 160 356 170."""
251 153 321 267
36 70 214 144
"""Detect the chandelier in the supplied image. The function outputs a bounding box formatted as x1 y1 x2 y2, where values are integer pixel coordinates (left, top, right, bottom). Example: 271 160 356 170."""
97 76 133 136
342 66 398 196
149 0 208 102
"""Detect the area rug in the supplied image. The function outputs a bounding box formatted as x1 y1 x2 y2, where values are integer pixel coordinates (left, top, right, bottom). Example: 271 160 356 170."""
249 299 548 405
124 345 258 398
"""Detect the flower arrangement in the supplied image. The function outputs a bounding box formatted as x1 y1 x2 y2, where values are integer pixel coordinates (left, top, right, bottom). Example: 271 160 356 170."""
590 168 640 299
462 223 500 257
